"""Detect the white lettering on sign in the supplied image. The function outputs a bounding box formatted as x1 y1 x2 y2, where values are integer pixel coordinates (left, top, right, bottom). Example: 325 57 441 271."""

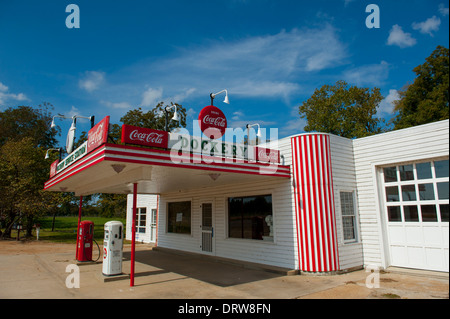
88 122 104 148
202 115 227 128
258 149 278 162
129 130 165 145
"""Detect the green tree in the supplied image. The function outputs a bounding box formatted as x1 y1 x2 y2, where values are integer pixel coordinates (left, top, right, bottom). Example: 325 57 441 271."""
0 104 64 238
299 80 384 138
0 137 64 238
392 46 449 129
0 103 58 148
120 102 186 131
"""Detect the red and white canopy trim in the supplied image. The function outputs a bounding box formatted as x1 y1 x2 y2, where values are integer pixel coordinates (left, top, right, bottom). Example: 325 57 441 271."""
44 143 291 195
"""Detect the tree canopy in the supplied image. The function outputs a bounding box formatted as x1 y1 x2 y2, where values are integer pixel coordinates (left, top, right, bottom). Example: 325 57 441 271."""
299 80 384 139
392 45 449 129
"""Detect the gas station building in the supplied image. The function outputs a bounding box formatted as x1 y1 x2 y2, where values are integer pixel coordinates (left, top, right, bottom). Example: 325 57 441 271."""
45 116 449 278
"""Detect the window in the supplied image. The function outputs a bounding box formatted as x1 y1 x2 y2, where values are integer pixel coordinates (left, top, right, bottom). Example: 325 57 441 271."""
228 194 273 241
136 208 146 233
382 159 449 223
167 201 191 234
340 191 358 242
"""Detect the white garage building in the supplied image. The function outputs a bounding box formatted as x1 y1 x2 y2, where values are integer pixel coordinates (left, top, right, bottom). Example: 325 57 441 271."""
44 116 448 275
126 120 449 273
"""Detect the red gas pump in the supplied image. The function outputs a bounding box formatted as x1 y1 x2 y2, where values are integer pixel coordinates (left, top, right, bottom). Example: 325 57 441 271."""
76 220 94 262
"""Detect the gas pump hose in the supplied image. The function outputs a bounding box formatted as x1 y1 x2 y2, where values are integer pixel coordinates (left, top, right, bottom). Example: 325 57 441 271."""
83 238 101 262
92 238 101 262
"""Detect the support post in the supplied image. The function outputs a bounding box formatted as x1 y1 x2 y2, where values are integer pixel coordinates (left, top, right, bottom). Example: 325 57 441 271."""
130 183 137 287
75 196 83 259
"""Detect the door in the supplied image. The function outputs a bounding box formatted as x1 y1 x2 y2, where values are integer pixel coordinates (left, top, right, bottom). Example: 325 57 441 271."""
201 203 214 254
381 160 449 272
150 209 157 243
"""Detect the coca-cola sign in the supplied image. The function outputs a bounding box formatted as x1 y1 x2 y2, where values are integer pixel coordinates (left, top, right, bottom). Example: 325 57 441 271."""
121 124 169 149
49 159 59 178
256 147 280 163
87 116 110 153
198 105 227 139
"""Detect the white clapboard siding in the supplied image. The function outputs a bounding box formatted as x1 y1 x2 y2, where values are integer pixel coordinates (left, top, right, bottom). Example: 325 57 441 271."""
126 194 158 243
352 120 449 268
157 177 298 269
329 135 364 271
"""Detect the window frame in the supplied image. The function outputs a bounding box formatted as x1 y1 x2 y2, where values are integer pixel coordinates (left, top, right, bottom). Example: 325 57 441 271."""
382 159 449 224
136 207 147 234
339 190 359 244
166 200 192 235
226 193 274 242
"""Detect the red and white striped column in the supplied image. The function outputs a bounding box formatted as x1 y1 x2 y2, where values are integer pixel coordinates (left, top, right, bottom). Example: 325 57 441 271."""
291 134 340 272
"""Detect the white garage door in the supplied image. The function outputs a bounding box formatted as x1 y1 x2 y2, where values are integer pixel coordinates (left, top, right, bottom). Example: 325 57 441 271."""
382 159 449 272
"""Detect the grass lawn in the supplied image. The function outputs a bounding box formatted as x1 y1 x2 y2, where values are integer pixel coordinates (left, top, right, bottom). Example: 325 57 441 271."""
16 216 127 244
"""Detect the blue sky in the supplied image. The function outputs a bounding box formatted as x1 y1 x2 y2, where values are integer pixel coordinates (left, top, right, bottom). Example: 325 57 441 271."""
0 0 449 144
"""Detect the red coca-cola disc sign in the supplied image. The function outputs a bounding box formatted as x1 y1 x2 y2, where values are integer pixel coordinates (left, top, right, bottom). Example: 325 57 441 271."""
198 105 227 139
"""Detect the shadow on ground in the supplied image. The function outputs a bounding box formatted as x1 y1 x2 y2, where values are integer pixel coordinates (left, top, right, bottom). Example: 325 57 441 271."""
122 249 281 287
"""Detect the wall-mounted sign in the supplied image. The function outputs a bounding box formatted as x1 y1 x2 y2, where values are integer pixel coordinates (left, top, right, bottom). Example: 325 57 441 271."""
49 159 59 178
168 133 280 164
56 141 88 173
87 116 110 153
255 147 280 163
121 125 169 149
198 105 227 139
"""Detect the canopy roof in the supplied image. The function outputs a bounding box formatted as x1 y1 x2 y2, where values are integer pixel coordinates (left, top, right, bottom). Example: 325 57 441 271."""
44 143 291 196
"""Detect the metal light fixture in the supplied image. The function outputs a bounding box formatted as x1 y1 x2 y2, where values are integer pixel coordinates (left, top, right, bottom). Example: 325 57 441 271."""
164 104 179 132
45 148 62 160
210 89 229 106
246 123 262 146
51 114 95 154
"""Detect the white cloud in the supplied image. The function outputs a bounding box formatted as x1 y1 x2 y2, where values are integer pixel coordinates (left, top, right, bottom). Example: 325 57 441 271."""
378 89 400 116
343 61 390 87
387 25 417 48
79 71 105 92
100 100 133 109
129 25 347 101
439 3 449 16
412 16 441 36
0 81 29 105
141 87 163 107
0 82 8 92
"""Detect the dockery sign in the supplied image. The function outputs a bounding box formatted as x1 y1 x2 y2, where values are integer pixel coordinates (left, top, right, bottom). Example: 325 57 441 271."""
168 133 280 163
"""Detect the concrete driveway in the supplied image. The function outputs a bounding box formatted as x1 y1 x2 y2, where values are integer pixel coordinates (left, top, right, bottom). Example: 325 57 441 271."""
0 240 448 300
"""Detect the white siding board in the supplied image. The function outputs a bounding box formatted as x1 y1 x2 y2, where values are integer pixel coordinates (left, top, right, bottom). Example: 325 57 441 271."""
157 178 298 269
352 120 449 269
126 194 158 243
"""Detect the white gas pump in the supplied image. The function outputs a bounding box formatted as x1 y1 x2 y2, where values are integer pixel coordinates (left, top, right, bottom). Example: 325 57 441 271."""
102 221 124 276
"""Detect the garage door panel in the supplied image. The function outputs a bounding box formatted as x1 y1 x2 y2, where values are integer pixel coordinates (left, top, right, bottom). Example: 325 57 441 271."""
443 227 449 248
407 246 425 268
390 246 407 266
405 226 423 245
388 226 405 245
425 248 443 270
422 226 442 247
